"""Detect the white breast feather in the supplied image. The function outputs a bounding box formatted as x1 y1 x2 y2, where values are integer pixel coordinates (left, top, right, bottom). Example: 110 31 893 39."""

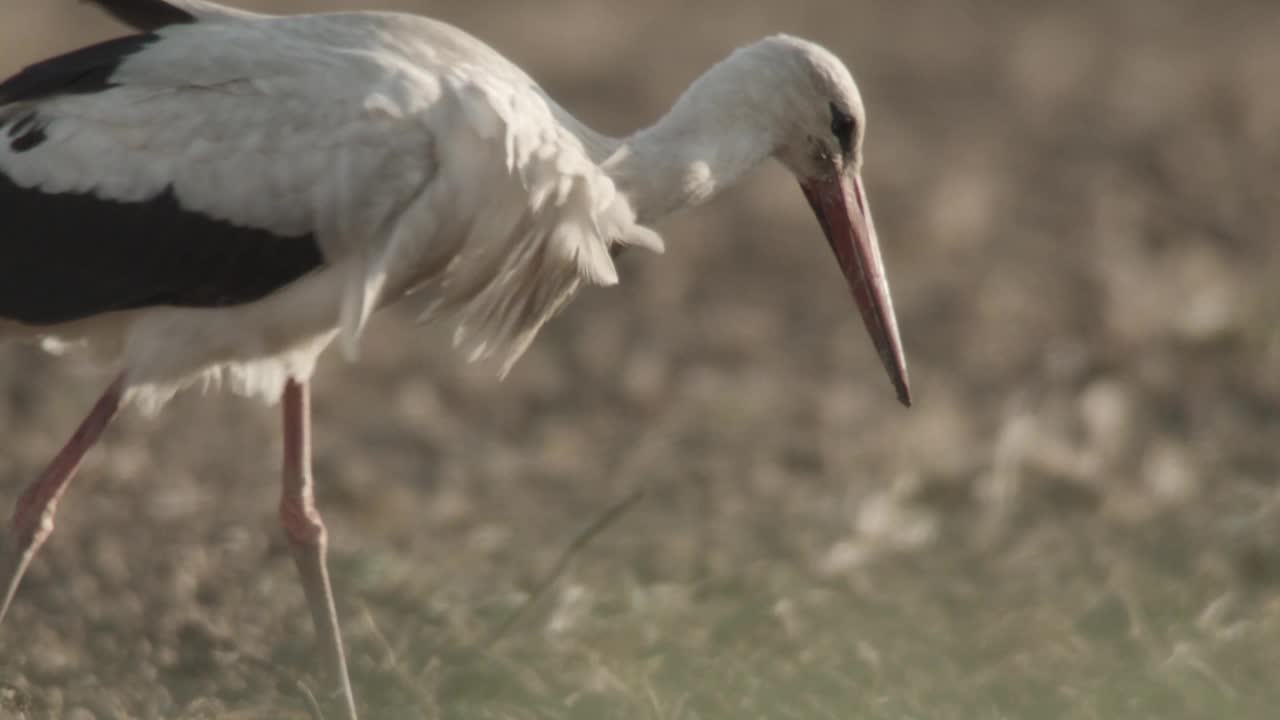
384 68 664 376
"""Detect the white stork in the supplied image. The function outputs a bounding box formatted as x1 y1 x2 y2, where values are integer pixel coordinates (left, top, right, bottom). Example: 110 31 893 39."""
0 0 911 716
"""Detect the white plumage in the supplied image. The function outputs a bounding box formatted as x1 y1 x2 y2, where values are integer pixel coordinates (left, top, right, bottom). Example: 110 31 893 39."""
0 3 909 718
3 8 664 411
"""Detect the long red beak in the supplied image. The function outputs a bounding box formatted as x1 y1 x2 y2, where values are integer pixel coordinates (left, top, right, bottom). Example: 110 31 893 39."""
802 173 911 407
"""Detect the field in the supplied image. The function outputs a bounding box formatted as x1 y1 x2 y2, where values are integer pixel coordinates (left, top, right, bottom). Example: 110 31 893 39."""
3 1 1280 718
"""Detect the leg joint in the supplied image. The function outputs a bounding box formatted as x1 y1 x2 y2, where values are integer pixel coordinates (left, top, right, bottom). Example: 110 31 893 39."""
280 496 327 547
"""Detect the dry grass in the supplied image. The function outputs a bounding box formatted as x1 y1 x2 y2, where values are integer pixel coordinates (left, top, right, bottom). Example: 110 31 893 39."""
3 1 1280 718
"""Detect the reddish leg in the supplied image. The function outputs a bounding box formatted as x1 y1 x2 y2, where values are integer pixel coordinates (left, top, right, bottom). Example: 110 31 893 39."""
280 379 358 720
0 376 125 625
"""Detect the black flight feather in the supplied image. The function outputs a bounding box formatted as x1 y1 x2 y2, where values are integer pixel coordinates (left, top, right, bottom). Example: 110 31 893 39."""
82 0 197 32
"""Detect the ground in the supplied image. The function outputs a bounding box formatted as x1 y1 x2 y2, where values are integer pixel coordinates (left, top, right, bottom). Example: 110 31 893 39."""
2 1 1280 718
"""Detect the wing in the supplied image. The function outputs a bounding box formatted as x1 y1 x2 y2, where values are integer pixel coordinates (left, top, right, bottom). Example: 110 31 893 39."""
1 12 663 373
0 25 422 329
0 28 337 326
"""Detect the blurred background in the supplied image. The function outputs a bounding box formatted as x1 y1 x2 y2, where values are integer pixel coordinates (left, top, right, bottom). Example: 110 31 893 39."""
3 1 1280 717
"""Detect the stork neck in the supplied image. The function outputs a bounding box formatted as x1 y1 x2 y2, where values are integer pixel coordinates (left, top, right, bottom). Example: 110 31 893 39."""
603 78 778 224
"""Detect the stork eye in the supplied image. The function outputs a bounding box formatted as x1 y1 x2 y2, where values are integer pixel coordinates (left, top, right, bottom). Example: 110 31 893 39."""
829 102 855 157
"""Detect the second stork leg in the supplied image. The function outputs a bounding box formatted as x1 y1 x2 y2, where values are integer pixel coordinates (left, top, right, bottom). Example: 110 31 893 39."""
280 379 358 720
0 376 124 625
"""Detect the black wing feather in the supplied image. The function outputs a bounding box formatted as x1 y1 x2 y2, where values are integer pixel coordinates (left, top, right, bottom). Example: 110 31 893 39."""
83 0 197 32
0 34 160 105
0 173 325 326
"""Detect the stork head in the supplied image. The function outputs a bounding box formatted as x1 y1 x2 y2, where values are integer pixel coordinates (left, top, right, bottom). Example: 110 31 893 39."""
750 36 911 407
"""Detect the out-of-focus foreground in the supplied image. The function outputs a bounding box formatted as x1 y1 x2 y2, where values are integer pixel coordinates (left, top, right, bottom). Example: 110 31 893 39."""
2 1 1280 718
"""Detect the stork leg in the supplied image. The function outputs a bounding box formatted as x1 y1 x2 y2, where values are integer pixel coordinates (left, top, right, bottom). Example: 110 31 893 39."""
0 376 124 626
280 379 358 720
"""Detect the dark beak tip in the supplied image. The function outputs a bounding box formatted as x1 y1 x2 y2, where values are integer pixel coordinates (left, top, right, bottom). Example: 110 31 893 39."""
896 381 912 408
879 341 911 408
884 356 911 407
